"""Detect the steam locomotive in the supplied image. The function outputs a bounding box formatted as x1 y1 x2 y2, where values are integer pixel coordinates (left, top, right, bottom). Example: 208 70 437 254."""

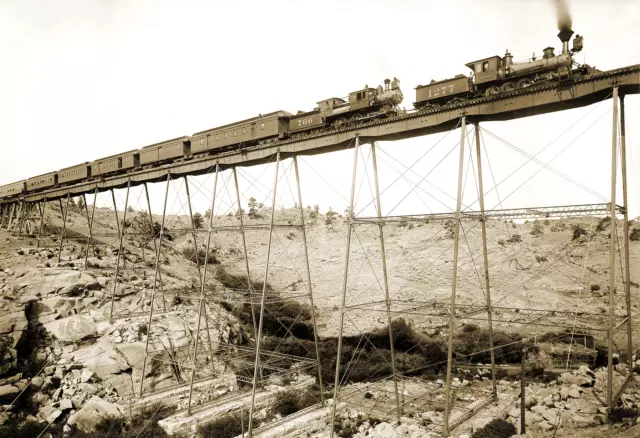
414 29 591 109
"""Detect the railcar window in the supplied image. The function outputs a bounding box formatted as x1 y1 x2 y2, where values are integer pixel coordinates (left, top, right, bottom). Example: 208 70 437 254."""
233 130 236 137
483 61 489 72
242 127 246 134
261 123 264 129
216 134 219 141
224 132 228 139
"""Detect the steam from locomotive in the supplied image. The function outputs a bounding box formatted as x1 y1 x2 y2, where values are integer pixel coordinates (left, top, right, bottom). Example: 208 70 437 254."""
554 0 572 33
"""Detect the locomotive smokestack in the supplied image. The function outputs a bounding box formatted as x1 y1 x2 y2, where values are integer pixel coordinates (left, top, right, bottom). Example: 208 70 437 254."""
554 0 573 54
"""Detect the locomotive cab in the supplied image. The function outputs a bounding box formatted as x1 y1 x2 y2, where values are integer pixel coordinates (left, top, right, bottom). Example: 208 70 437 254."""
465 56 502 85
348 87 374 111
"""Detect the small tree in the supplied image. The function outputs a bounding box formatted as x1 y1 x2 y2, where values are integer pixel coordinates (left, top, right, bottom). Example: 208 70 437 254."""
204 208 212 219
630 228 640 242
192 212 204 229
325 207 338 226
248 197 260 219
77 196 85 211
310 204 320 219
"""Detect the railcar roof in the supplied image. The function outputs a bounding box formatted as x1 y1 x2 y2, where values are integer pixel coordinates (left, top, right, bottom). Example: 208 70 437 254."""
464 55 502 69
193 110 292 135
141 136 190 150
59 162 89 172
27 171 57 180
92 149 141 160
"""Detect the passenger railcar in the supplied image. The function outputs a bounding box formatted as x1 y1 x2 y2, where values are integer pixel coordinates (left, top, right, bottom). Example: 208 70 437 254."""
58 163 90 184
0 181 25 199
91 150 140 177
26 172 57 192
140 137 189 166
190 111 290 155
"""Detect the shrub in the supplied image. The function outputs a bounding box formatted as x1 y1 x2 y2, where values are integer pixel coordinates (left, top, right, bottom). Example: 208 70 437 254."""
631 228 640 242
596 217 611 232
506 234 522 244
572 224 587 241
535 255 548 263
498 239 505 246
472 418 516 438
182 247 219 265
608 407 639 423
272 388 319 417
138 323 148 336
198 412 249 438
590 284 601 292
530 224 544 236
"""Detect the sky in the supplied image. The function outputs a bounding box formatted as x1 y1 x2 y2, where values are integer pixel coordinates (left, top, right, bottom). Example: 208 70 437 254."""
1 0 639 218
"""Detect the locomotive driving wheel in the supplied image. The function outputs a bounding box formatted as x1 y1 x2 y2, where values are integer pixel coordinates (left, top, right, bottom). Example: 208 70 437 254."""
350 113 364 125
501 82 516 92
485 86 500 97
517 78 533 89
332 118 347 130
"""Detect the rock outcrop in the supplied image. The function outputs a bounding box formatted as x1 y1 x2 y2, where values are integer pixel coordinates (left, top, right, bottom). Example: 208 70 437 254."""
67 396 124 433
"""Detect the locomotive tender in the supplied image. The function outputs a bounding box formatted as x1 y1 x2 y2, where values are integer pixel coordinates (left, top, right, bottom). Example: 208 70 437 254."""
0 28 599 202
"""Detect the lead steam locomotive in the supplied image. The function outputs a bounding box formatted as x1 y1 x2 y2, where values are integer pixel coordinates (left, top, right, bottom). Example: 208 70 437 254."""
0 29 597 201
414 29 591 109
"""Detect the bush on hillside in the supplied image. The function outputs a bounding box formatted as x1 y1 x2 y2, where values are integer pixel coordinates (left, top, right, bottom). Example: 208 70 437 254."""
471 418 516 438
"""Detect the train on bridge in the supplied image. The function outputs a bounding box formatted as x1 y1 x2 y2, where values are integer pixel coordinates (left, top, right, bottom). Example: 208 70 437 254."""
0 29 593 201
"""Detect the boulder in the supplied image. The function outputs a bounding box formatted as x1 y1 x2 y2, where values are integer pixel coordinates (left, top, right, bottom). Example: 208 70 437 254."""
0 310 28 348
67 396 123 433
373 422 398 438
0 384 19 403
73 344 130 378
81 369 94 383
559 371 594 387
13 270 99 299
45 314 97 343
103 373 133 397
60 399 73 410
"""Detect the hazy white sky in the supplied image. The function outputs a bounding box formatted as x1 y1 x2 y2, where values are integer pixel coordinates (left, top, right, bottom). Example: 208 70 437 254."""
1 0 639 218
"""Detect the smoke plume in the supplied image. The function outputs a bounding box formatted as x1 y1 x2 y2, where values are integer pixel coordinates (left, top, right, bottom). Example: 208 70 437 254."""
554 0 572 32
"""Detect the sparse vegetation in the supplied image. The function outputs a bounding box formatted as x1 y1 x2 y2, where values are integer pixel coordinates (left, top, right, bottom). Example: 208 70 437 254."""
608 407 640 424
272 387 322 416
535 255 547 263
571 224 588 241
70 403 176 438
631 227 640 241
590 284 601 292
182 247 219 265
325 208 338 226
192 212 204 229
471 418 516 438
506 234 522 244
198 411 253 438
530 223 544 236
